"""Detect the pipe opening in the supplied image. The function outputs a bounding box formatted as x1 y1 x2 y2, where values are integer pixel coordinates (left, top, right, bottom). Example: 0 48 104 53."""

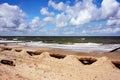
3 47 12 51
112 61 120 69
15 49 22 52
79 57 97 65
49 54 66 59
26 51 42 56
0 59 15 66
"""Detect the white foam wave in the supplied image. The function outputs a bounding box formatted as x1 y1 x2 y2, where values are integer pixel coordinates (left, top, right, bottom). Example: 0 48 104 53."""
0 40 22 43
19 41 120 52
1 40 120 52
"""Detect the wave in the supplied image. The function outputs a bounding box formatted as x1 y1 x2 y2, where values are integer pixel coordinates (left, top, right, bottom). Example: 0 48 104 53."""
0 40 22 43
19 41 120 52
0 40 120 52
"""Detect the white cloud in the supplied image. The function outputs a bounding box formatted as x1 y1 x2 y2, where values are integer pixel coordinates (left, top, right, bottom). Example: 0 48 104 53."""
43 12 69 28
1 0 120 35
17 23 27 30
99 28 120 34
29 17 46 31
40 7 54 16
70 10 92 25
47 0 120 27
116 10 120 18
38 28 59 36
48 0 65 10
0 3 26 31
43 16 54 22
107 19 120 26
63 28 75 35
101 0 120 19
81 30 87 34
69 0 119 26
55 13 68 27
48 0 99 26
81 24 120 34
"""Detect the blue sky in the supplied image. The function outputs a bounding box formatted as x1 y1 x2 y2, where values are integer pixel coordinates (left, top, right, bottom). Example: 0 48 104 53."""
0 0 120 36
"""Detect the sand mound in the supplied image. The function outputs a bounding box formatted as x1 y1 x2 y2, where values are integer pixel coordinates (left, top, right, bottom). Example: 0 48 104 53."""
92 57 116 69
0 46 120 80
33 52 50 59
63 55 83 66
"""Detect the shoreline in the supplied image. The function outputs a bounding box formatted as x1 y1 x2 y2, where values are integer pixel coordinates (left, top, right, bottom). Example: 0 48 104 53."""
0 43 120 60
1 39 120 52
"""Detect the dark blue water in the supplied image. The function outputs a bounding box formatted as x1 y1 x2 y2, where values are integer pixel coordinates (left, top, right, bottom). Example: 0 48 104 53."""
0 36 120 44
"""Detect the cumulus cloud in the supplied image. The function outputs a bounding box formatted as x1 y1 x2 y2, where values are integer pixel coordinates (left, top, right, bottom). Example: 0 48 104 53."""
43 16 54 22
29 17 46 31
48 0 65 10
40 7 54 16
63 28 75 35
107 19 120 26
42 12 68 28
116 10 120 18
100 28 120 34
89 27 120 34
70 10 92 25
1 0 120 35
48 0 98 26
55 13 68 27
17 23 27 30
101 0 120 19
0 3 27 31
46 0 120 27
40 0 120 35
81 24 120 34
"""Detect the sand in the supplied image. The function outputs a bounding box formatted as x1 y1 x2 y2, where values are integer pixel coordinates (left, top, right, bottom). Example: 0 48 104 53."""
0 44 120 80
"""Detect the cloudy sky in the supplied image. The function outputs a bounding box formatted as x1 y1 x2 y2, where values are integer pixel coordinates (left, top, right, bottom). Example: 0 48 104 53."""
0 0 120 36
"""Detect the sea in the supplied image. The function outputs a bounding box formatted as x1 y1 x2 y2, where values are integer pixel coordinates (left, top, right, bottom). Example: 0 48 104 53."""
0 36 120 52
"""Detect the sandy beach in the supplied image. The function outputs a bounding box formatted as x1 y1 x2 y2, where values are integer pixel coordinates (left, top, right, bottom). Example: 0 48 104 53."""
0 43 120 80
1 0 120 79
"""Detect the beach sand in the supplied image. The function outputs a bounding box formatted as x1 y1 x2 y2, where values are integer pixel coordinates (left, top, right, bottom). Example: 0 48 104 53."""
0 44 120 80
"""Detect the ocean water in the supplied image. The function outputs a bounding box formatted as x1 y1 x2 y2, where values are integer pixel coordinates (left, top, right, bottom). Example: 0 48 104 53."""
0 36 120 52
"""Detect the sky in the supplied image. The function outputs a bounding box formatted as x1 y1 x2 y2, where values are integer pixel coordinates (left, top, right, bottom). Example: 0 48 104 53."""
0 0 120 36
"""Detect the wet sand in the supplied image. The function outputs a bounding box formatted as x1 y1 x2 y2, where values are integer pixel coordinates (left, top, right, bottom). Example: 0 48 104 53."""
0 43 120 80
